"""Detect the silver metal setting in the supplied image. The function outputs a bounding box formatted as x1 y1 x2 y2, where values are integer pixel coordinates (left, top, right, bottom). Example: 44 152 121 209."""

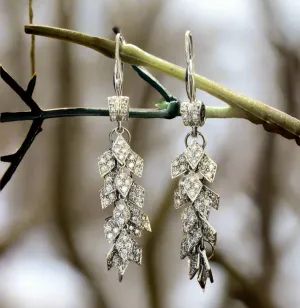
98 32 151 282
171 30 220 290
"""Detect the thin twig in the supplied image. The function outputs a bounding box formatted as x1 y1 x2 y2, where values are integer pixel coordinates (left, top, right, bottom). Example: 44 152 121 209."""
24 25 300 143
28 0 35 75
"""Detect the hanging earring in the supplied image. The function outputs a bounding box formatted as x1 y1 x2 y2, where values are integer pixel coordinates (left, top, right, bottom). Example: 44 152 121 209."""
98 33 151 282
171 31 220 290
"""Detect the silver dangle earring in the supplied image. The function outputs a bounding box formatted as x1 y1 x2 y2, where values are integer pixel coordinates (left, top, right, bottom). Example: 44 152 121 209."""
98 33 151 282
171 31 220 290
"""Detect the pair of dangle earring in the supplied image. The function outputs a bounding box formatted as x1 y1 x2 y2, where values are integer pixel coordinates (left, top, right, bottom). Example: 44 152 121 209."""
171 31 220 290
97 33 151 282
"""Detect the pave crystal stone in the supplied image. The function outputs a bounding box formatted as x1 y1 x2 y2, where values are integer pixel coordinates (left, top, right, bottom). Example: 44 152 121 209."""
114 172 133 198
128 221 142 237
113 200 131 228
104 218 121 243
129 241 142 265
112 135 131 165
128 182 145 208
181 205 198 234
174 187 190 209
198 153 217 183
100 188 117 209
125 150 144 177
115 230 135 261
108 96 129 122
103 169 117 195
106 246 116 271
180 228 203 259
129 204 151 232
180 101 204 127
183 171 203 202
198 215 217 246
184 139 204 170
112 254 129 277
193 186 220 219
188 253 200 279
171 153 188 179
98 150 116 177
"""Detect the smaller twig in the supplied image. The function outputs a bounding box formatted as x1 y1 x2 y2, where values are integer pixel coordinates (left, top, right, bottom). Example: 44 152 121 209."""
0 66 43 190
29 0 35 75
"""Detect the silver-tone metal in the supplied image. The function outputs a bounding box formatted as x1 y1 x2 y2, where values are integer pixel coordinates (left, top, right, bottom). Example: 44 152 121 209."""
185 31 196 103
98 32 151 281
171 30 220 290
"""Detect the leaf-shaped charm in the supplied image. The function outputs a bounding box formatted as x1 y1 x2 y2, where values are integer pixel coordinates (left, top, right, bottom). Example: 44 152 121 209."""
98 150 116 177
184 139 204 170
171 153 188 179
198 154 217 183
112 135 131 164
125 150 144 177
114 172 133 198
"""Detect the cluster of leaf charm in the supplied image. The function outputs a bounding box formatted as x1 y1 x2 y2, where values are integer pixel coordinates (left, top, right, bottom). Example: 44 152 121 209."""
171 138 220 290
98 134 151 281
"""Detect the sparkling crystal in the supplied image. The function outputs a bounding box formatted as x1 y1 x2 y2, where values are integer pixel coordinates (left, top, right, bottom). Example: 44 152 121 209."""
181 205 198 233
112 254 129 277
180 228 202 259
113 200 131 228
184 139 204 170
180 101 190 126
171 153 188 179
128 241 142 265
114 172 133 198
108 96 129 122
128 204 151 232
127 221 142 237
188 253 200 279
100 188 117 209
198 154 217 183
98 150 116 177
115 230 134 261
103 169 117 195
128 182 145 208
198 215 217 246
183 171 203 202
106 246 116 271
112 135 130 164
174 187 190 209
125 150 144 177
180 101 204 127
104 218 120 243
194 186 220 219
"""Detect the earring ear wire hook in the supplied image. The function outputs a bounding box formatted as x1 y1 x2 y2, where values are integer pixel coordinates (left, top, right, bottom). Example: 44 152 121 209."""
185 30 196 103
114 33 125 96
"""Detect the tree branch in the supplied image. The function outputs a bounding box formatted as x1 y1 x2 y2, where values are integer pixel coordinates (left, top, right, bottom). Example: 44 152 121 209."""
24 25 300 144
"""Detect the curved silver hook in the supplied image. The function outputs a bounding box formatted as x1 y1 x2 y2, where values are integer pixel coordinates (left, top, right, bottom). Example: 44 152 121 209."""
185 31 196 103
114 33 125 96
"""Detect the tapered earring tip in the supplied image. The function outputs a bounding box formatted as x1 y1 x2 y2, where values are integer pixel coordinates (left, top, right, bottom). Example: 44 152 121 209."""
112 26 121 35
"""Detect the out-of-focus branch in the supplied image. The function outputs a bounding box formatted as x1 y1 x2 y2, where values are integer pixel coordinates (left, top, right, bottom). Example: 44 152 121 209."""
24 25 300 144
144 182 177 308
52 3 108 308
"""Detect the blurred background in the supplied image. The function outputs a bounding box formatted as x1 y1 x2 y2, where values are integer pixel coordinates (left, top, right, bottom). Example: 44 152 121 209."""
0 0 300 307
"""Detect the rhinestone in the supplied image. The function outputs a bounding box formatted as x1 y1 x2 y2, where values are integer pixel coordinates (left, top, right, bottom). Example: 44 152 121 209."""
198 154 217 183
127 221 142 237
128 182 145 208
103 169 117 195
115 230 134 261
125 150 144 177
171 153 188 179
108 96 129 122
104 218 120 243
181 205 198 234
129 241 142 265
98 151 115 177
174 187 190 209
100 188 117 209
106 246 116 271
183 171 203 202
188 253 200 280
112 135 130 164
112 254 129 277
180 228 202 259
184 139 204 170
114 172 133 198
198 215 217 246
128 204 151 232
113 200 130 228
